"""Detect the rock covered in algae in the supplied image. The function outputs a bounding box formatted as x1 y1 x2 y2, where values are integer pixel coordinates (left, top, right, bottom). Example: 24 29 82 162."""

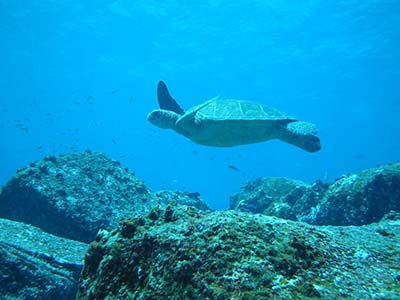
0 217 87 300
304 162 400 225
231 162 400 226
230 177 327 221
0 151 157 243
77 204 400 300
0 151 210 243
154 190 211 211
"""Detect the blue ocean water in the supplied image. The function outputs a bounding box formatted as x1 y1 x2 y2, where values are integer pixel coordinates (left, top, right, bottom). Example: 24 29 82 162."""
0 1 399 210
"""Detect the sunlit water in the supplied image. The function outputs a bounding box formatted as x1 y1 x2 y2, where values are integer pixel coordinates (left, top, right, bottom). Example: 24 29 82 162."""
1 1 399 209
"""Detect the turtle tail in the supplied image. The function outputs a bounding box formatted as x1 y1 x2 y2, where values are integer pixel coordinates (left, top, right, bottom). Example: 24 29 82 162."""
157 81 185 115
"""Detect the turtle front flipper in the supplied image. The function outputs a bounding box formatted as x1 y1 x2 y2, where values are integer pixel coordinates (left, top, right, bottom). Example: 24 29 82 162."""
279 121 322 152
157 81 185 115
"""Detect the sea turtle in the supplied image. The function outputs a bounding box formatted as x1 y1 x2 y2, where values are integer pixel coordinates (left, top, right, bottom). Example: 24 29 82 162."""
147 81 321 152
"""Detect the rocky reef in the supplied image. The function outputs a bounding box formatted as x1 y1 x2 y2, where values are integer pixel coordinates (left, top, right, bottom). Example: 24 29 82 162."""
0 151 210 243
230 177 326 220
0 218 87 300
231 162 400 226
154 190 211 212
77 204 400 299
304 162 400 225
1 151 399 300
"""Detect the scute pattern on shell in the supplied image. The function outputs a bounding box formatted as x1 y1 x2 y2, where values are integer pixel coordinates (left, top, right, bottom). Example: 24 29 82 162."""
195 99 294 122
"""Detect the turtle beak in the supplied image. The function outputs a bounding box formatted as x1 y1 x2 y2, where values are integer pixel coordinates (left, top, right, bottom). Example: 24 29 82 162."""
147 109 176 130
147 110 161 127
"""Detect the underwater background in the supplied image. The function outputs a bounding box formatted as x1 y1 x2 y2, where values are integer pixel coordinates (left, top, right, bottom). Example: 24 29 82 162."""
0 1 399 210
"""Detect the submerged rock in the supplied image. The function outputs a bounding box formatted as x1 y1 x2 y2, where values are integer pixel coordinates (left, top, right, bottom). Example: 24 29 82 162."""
303 162 400 225
0 151 160 243
154 190 211 211
0 218 87 300
230 177 327 221
77 204 400 300
231 162 400 226
0 151 210 243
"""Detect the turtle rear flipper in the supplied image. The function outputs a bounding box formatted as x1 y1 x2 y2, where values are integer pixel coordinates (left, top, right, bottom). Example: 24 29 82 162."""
286 121 318 136
279 121 321 152
157 81 185 114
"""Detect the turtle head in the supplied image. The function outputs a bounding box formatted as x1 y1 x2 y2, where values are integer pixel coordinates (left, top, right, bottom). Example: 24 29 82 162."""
147 109 180 130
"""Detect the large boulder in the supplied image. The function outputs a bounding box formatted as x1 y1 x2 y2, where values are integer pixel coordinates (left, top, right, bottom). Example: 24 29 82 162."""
0 151 210 243
77 204 400 300
0 151 160 243
230 177 327 221
303 162 400 225
231 162 400 226
0 218 87 300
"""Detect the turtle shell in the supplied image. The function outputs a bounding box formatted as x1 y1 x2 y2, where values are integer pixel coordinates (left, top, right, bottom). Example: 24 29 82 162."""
194 99 294 121
175 99 296 147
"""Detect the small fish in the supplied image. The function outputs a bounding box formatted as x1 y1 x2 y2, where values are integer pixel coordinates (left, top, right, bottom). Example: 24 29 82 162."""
93 121 98 126
112 139 117 144
109 91 116 95
37 145 43 150
74 101 80 105
87 96 93 101
228 165 239 171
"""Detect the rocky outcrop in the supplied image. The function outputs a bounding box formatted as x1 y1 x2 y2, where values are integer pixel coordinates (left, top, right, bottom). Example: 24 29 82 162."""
0 151 159 243
77 204 400 299
0 218 87 300
231 162 400 226
0 151 210 243
154 190 211 211
230 177 327 220
303 162 400 225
